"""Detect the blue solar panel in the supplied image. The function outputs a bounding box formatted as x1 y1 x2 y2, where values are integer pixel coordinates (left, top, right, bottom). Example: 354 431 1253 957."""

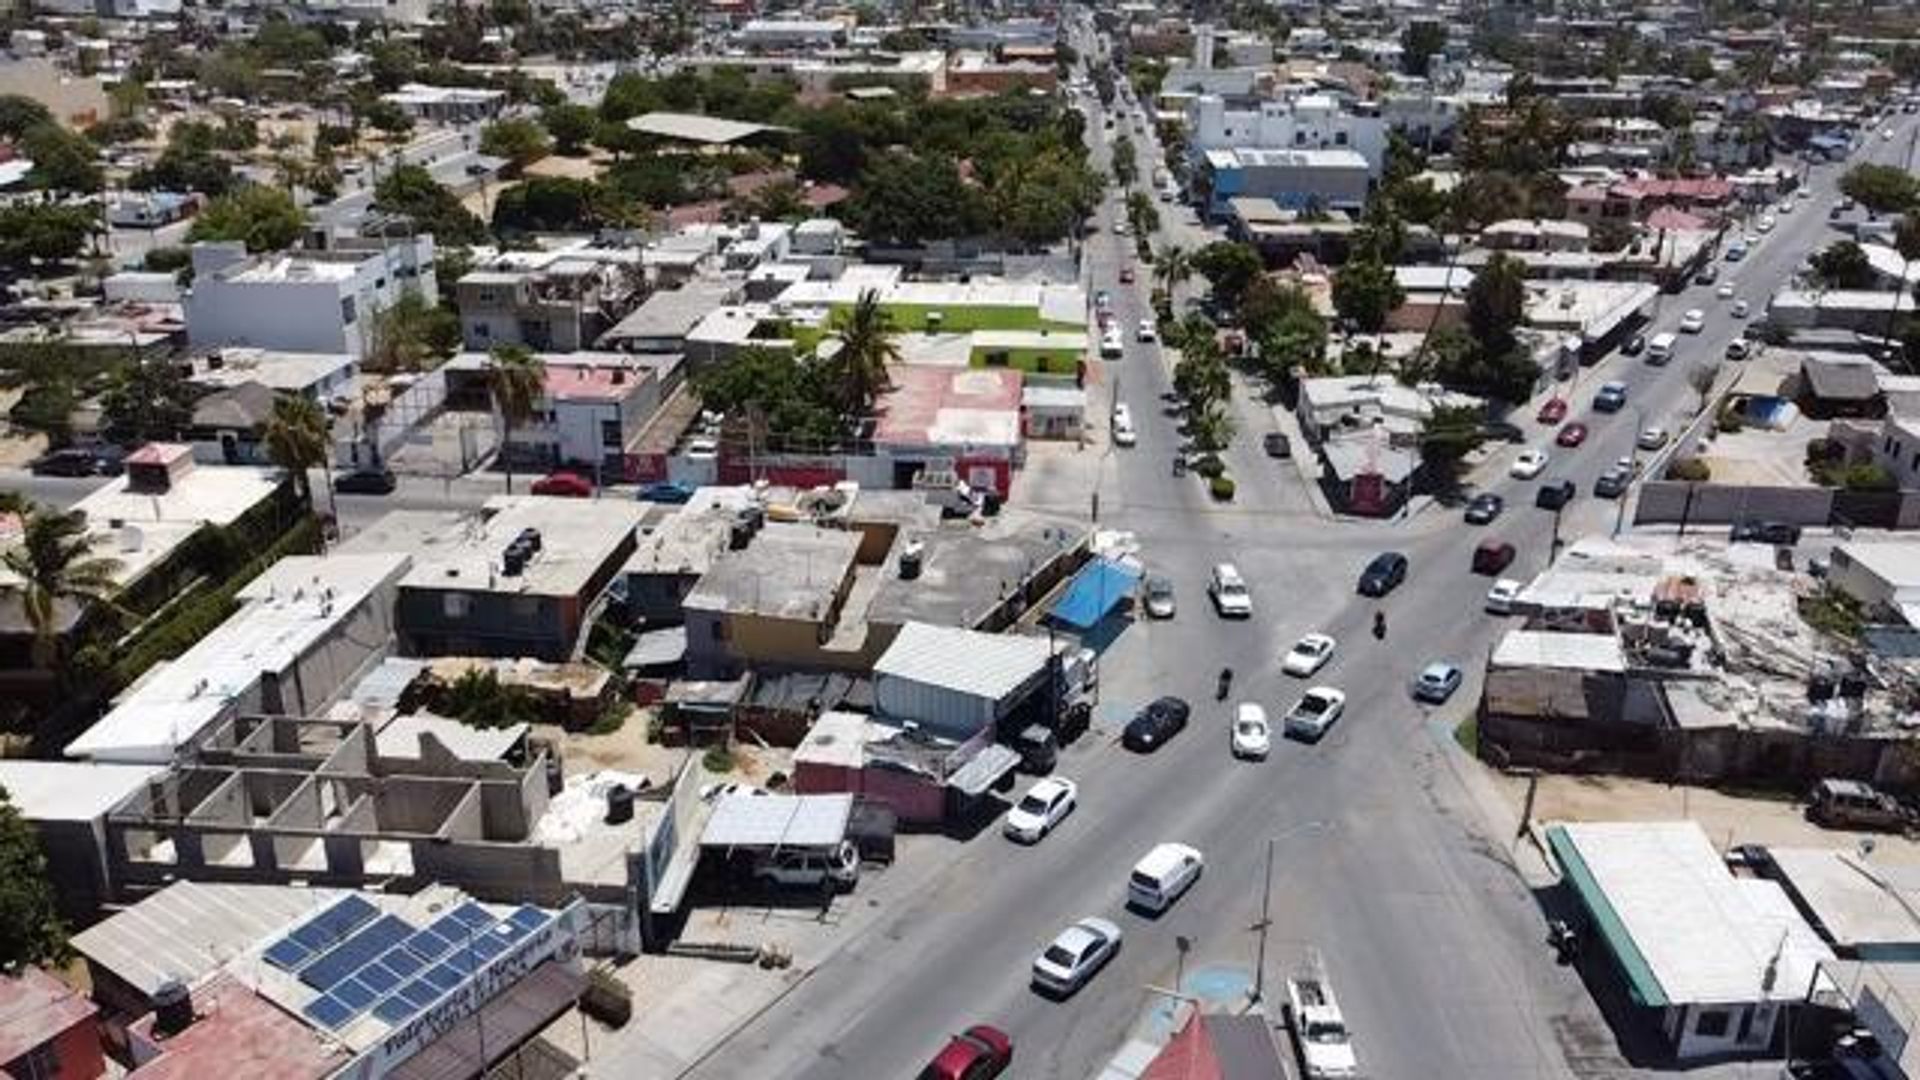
334 978 378 1011
397 979 441 1010
373 995 418 1025
426 913 473 944
287 896 378 954
447 903 494 931
470 933 509 961
357 962 401 995
381 948 424 979
403 928 453 963
439 949 479 976
262 937 312 972
421 962 463 993
304 994 355 1030
493 921 530 947
507 907 548 932
300 915 412 990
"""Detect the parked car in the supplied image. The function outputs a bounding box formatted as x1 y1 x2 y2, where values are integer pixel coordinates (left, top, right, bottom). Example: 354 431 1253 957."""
1413 662 1464 704
1111 404 1137 447
1637 427 1669 451
1464 492 1504 524
1283 687 1347 741
1594 461 1634 498
1143 576 1176 619
1726 339 1751 360
1510 448 1550 479
1621 334 1647 356
1556 422 1589 448
1731 520 1802 545
1694 265 1719 286
1536 397 1568 424
1004 777 1078 843
1536 479 1576 510
1472 540 1516 575
919 1026 1013 1080
1137 318 1157 343
1681 308 1706 333
638 480 697 504
1208 563 1252 617
1281 632 1337 676
29 448 103 476
1485 578 1523 615
1123 696 1191 751
1732 299 1751 318
335 467 398 495
1593 382 1628 413
1356 552 1408 597
751 840 860 890
531 471 593 497
1717 281 1737 300
1807 778 1915 832
1231 703 1272 759
1263 432 1292 458
1032 917 1123 996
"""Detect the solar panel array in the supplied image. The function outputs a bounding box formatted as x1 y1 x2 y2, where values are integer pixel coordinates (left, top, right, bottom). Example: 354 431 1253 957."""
262 898 558 1033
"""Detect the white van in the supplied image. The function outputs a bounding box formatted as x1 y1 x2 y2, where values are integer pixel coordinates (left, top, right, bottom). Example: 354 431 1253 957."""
1100 330 1124 359
1646 332 1676 365
1127 842 1204 913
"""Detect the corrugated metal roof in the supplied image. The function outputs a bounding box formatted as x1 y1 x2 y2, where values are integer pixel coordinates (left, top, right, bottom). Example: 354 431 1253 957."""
73 882 349 997
701 793 853 849
873 622 1051 702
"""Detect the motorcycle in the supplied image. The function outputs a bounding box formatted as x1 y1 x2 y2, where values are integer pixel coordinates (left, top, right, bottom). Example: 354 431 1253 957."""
1216 667 1233 701
1372 611 1387 640
1546 919 1579 963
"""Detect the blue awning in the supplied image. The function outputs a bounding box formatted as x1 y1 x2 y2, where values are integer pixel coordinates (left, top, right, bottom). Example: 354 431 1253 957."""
1048 558 1142 630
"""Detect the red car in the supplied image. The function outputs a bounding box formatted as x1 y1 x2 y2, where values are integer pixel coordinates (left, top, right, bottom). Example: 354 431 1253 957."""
1555 422 1589 448
919 1025 1012 1080
530 471 593 497
1537 397 1568 424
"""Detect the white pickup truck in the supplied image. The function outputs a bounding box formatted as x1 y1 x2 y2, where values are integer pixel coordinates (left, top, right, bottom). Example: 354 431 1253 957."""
1286 967 1358 1078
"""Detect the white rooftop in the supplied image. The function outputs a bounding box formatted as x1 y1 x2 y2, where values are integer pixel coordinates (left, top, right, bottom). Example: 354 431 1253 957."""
374 714 527 763
702 792 854 849
1766 847 1920 950
400 498 646 598
226 256 359 284
0 760 162 821
1491 629 1628 673
874 622 1052 702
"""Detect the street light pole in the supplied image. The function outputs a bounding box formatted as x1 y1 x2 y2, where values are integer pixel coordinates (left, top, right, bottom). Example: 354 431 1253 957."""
1248 820 1327 1005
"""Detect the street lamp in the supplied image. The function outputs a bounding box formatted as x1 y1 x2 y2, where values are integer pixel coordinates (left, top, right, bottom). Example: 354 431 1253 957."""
1249 820 1330 1004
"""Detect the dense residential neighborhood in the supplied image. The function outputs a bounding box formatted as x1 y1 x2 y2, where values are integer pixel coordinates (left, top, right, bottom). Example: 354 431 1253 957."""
13 0 1920 1077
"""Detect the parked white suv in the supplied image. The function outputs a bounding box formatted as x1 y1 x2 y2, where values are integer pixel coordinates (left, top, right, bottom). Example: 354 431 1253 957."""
751 841 859 889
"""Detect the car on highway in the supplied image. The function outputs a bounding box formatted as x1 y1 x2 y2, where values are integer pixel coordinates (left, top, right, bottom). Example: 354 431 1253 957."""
1143 575 1176 618
1231 703 1272 759
1111 403 1137 447
1281 632 1337 676
335 467 398 495
1733 299 1751 318
1032 917 1122 996
1725 243 1747 262
1095 290 1111 310
1472 540 1516 575
531 471 593 497
1283 687 1347 741
1127 843 1204 913
1637 427 1669 450
1004 777 1078 843
1778 199 1795 214
1536 397 1568 424
1556 422 1589 447
1263 432 1292 458
637 480 696 504
1510 448 1550 479
1681 309 1706 333
1758 215 1776 232
1113 221 1129 236
1464 492 1504 524
1413 662 1464 704
1209 563 1252 617
1356 551 1408 597
918 1025 1013 1080
1726 338 1752 360
1137 318 1157 342
1594 460 1634 498
1123 696 1191 752
1731 520 1803 545
1694 265 1719 286
1717 282 1736 299
1486 578 1523 615
1593 382 1628 412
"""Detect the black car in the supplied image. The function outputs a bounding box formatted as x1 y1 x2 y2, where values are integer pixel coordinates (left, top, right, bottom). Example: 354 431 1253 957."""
1262 432 1292 459
1536 479 1576 510
1481 421 1525 445
1594 465 1632 499
1731 520 1802 546
335 467 398 495
1464 492 1504 524
29 448 101 477
1357 552 1408 597
1621 334 1647 356
1122 696 1191 752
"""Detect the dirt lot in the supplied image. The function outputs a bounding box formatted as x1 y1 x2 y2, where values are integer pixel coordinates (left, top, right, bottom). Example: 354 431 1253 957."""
1493 770 1920 865
537 713 792 792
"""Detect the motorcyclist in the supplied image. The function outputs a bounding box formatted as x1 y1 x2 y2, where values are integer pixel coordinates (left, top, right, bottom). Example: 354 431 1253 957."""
1372 610 1387 640
1216 666 1233 700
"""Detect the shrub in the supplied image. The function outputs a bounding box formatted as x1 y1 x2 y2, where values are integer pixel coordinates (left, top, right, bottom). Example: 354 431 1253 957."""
1192 453 1225 478
702 744 736 773
1209 474 1236 500
1715 402 1745 433
1842 463 1898 491
1668 456 1711 481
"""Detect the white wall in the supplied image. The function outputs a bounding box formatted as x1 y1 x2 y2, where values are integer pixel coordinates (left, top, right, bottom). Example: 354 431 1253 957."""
1669 1002 1778 1060
1188 95 1390 174
189 276 358 355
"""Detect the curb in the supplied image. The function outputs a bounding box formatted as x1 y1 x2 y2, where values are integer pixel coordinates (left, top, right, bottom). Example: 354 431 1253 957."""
669 963 820 1080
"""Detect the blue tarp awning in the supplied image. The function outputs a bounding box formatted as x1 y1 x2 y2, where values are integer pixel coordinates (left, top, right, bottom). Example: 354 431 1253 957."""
1049 558 1142 630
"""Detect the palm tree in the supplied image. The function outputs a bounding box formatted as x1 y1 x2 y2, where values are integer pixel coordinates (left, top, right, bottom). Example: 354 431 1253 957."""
486 344 547 493
828 290 899 419
1155 244 1191 311
263 394 333 519
1 508 122 669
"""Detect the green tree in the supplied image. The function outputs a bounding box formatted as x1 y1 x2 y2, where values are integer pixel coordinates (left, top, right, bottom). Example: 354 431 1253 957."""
1401 21 1448 76
358 99 415 138
1840 163 1920 215
1810 240 1876 290
480 117 553 176
0 203 95 267
825 290 899 418
1111 135 1137 188
0 95 52 140
541 102 597 155
694 349 838 443
1331 255 1405 335
100 358 196 443
373 165 488 245
492 176 605 234
262 394 332 519
189 186 307 253
486 344 547 493
1190 241 1264 313
844 152 984 247
21 123 103 192
0 786 67 967
1466 251 1527 356
1 508 121 670
1418 404 1487 480
364 292 460 374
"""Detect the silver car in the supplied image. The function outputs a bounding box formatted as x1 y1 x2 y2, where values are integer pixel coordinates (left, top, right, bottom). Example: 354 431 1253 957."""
1031 917 1123 995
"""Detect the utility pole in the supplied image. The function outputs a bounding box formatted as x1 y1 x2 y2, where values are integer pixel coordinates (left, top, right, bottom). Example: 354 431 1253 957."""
1251 836 1274 1003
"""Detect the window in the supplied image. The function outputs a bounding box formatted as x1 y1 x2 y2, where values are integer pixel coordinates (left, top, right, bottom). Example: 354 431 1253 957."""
712 620 729 642
340 296 357 324
1693 1009 1731 1038
1334 131 1348 146
472 323 491 340
602 419 622 447
443 593 470 618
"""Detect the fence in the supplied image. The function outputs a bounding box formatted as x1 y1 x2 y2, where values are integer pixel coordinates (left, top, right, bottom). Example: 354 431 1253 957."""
1634 481 1920 531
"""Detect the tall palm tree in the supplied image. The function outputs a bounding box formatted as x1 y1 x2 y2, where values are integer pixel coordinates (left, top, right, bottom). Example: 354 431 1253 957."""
487 344 547 493
828 290 899 419
263 394 333 520
1 508 122 669
1155 245 1190 307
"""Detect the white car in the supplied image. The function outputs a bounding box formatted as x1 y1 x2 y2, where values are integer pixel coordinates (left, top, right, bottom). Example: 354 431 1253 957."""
1114 221 1130 236
1777 199 1794 214
1637 426 1669 450
1137 318 1157 342
1510 448 1550 480
1485 578 1523 615
1231 703 1271 759
1716 282 1735 299
1680 309 1706 333
1281 632 1337 676
1031 917 1122 996
1283 686 1347 741
1209 563 1253 617
1004 777 1078 843
1732 299 1750 318
1112 404 1137 447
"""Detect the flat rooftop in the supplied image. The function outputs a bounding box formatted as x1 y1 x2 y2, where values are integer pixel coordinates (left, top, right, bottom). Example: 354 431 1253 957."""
399 498 646 599
0 760 163 821
1767 846 1920 951
683 523 861 620
224 255 360 284
868 509 1086 630
872 365 1024 450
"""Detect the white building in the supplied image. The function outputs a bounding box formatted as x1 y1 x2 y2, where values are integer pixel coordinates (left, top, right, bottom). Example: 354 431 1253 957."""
737 18 848 51
186 234 436 359
1187 93 1391 176
381 82 505 122
445 351 679 471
